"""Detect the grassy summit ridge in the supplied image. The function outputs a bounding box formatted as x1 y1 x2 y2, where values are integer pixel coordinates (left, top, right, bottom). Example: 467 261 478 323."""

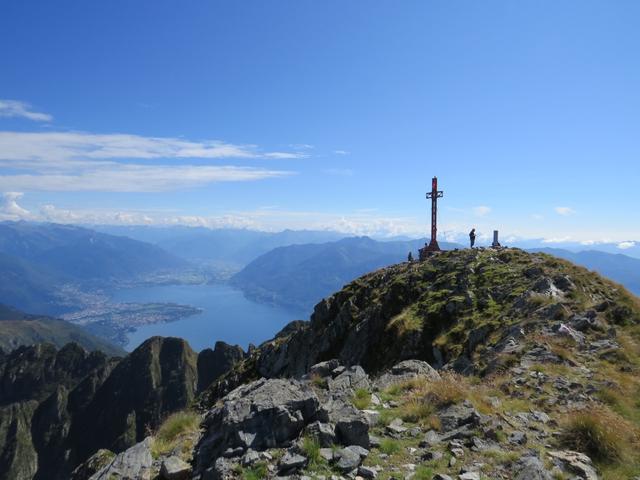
195 248 640 478
204 248 639 402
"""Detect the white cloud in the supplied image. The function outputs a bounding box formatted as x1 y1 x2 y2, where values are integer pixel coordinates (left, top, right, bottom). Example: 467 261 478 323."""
532 214 544 220
0 192 34 220
0 165 291 192
0 100 52 122
542 236 572 243
555 206 575 216
333 150 350 155
0 131 290 167
12 192 425 236
473 206 491 216
0 130 299 192
617 241 636 250
264 152 308 159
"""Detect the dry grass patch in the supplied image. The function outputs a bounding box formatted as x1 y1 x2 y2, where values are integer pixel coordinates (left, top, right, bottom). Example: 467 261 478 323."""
559 404 638 463
151 410 201 459
423 373 469 408
398 398 441 430
384 376 430 397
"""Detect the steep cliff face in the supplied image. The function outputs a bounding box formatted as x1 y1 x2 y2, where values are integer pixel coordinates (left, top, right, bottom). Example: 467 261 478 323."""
71 336 198 460
201 248 640 405
0 337 244 479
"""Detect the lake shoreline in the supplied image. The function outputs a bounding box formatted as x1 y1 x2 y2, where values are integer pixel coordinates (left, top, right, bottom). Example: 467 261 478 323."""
110 283 307 352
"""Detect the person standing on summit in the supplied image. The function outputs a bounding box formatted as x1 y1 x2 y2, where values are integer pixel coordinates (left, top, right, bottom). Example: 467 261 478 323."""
469 228 476 248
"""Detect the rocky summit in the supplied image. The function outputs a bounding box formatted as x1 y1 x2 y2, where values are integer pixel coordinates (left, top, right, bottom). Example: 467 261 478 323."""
3 248 640 479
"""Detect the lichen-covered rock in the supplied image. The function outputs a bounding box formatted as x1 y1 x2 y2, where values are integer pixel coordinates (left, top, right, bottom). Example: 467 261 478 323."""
89 437 153 480
548 450 599 480
325 397 370 448
160 455 191 480
194 378 325 476
334 446 362 473
328 365 370 397
305 421 336 447
374 360 440 390
438 402 482 432
516 456 553 480
278 451 307 474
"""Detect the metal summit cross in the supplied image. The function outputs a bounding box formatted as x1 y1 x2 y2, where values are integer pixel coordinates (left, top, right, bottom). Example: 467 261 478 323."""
419 176 444 260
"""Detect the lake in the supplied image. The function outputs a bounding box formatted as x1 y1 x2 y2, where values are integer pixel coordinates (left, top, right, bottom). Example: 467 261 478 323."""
112 284 307 352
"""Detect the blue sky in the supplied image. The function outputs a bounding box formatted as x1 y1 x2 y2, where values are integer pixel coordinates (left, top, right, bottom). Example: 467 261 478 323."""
0 1 638 244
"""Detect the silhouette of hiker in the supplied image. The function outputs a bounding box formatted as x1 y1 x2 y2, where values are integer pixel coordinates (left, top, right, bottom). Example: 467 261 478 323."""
469 228 476 248
407 252 414 262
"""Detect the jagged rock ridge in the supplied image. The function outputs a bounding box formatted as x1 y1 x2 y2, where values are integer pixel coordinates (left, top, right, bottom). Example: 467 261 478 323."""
0 337 245 479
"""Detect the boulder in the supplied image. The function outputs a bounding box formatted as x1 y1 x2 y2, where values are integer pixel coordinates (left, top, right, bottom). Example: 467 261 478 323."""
194 378 324 475
89 437 153 480
309 359 342 378
516 456 553 480
459 473 481 480
278 451 307 474
334 446 362 473
325 398 370 448
374 360 440 391
438 403 482 432
548 450 598 480
358 465 378 478
305 420 336 447
328 365 370 397
160 455 191 480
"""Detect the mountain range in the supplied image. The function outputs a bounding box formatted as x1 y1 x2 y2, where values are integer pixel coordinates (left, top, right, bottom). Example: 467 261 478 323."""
231 236 461 311
2 248 640 479
0 222 188 315
94 225 345 269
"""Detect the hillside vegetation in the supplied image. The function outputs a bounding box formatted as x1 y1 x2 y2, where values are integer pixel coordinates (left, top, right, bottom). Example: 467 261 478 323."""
3 248 640 479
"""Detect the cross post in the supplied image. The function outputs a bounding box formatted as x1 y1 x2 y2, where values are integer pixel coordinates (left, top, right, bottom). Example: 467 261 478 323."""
419 176 444 260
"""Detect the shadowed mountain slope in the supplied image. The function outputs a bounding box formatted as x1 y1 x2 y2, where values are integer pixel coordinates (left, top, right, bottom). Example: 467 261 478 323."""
0 304 124 356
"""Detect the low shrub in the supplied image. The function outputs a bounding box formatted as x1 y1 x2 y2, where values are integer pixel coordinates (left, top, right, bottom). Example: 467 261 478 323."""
559 405 637 463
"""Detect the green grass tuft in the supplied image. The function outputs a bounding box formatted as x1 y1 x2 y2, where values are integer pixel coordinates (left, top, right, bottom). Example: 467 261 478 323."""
242 462 268 480
301 436 322 468
352 387 371 410
379 438 402 455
